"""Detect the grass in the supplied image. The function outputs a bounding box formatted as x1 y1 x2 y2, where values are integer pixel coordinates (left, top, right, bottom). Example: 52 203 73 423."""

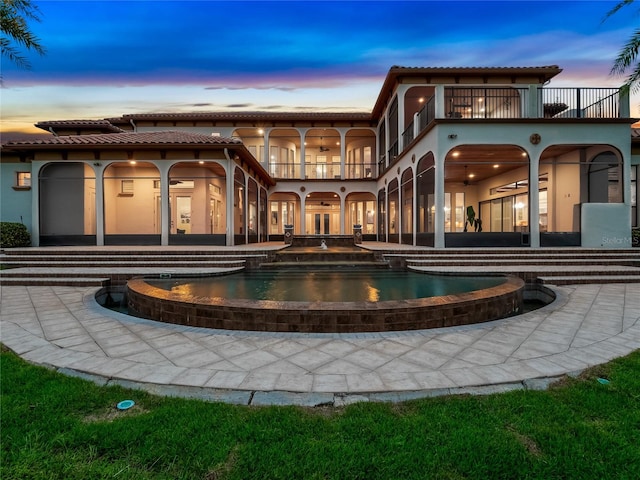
2 346 639 480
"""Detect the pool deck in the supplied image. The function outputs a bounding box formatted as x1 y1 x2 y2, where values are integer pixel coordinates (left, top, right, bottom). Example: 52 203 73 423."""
1 244 639 406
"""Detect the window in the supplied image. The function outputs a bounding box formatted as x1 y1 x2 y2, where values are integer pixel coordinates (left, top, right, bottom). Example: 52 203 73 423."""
121 179 134 194
14 172 31 189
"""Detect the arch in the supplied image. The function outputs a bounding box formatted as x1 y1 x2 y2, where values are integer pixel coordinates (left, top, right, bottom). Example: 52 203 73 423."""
401 167 414 244
588 151 622 203
377 187 386 242
304 191 340 235
416 153 435 246
103 161 160 245
345 129 376 179
269 128 302 179
539 145 623 246
259 187 268 242
268 191 300 237
345 191 377 238
39 162 96 246
387 178 399 243
234 167 246 244
247 178 259 243
444 144 529 247
232 127 266 163
167 161 227 245
305 128 340 180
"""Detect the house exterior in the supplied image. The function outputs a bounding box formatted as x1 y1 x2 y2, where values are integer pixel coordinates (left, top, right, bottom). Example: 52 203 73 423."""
2 65 637 248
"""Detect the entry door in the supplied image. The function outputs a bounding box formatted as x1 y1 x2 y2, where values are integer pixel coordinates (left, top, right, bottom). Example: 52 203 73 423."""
176 196 191 234
313 214 331 234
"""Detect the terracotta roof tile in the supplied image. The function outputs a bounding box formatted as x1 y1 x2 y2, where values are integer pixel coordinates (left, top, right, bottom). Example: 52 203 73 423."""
3 131 242 147
35 119 126 133
117 111 374 122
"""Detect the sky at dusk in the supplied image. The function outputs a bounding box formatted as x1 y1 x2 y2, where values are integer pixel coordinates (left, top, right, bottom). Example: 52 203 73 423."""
1 0 638 135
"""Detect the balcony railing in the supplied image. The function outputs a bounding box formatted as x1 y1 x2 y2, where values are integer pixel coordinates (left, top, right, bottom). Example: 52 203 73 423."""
345 162 376 179
538 87 620 118
444 87 529 119
392 86 622 163
304 163 342 180
269 163 301 179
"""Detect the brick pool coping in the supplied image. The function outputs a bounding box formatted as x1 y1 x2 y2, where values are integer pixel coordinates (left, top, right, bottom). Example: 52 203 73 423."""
126 274 525 333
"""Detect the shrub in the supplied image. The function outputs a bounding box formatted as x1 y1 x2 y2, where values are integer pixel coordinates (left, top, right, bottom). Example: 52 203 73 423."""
633 227 640 247
0 222 31 248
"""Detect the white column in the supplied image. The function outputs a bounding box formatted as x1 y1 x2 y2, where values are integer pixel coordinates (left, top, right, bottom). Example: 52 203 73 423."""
299 128 307 180
224 154 235 246
300 194 306 234
93 163 104 246
435 85 446 119
157 162 171 246
340 194 345 235
434 155 446 248
30 161 44 246
529 152 540 248
413 173 418 245
340 130 346 180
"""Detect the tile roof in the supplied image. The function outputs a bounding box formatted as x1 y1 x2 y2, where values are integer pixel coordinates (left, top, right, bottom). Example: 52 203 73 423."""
3 131 242 147
35 119 126 133
112 111 374 122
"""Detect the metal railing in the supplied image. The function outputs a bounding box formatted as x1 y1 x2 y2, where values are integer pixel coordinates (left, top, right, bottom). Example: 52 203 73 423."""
304 163 342 180
402 122 414 149
268 163 302 179
444 87 529 119
538 87 620 118
345 162 377 179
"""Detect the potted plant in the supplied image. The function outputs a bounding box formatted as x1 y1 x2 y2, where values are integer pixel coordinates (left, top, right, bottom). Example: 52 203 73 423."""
464 206 482 232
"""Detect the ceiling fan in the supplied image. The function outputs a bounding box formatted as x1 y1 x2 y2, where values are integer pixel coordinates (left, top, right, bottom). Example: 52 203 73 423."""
319 137 330 152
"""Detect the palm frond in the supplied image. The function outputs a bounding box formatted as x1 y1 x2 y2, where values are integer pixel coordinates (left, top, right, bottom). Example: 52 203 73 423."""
602 0 636 23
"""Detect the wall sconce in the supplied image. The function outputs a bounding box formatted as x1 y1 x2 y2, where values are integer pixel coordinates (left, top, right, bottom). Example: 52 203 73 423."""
448 134 457 139
93 162 101 167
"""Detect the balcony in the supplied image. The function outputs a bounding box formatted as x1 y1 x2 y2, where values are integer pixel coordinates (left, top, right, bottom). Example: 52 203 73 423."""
393 86 622 158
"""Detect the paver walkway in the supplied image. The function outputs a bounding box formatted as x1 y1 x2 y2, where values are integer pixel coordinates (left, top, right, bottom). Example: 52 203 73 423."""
1 283 639 406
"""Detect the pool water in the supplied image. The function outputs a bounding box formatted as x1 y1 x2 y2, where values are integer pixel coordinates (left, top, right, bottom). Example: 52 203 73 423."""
145 269 506 303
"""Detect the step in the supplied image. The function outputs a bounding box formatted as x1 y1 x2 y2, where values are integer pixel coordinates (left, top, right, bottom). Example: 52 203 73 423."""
0 277 110 286
0 260 246 268
537 275 640 285
260 261 390 269
0 266 245 279
404 258 639 267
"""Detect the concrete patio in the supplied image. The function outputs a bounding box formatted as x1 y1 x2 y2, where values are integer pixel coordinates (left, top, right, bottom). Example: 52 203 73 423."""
1 280 639 406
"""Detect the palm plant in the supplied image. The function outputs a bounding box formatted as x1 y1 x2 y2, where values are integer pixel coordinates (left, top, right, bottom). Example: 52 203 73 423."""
0 0 45 70
605 0 640 94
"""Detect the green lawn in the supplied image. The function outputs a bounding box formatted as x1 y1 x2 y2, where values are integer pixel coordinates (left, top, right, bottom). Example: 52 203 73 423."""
2 346 639 480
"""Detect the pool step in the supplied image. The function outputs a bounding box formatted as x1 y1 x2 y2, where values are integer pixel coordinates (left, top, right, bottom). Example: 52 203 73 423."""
0 277 110 286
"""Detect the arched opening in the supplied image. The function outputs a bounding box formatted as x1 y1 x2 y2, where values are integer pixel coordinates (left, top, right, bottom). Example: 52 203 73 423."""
269 128 301 179
345 192 376 239
305 129 340 179
401 167 414 244
539 146 623 246
234 167 246 245
377 188 386 242
387 178 399 243
268 192 299 239
416 153 435 246
345 129 376 179
247 178 259 243
259 187 268 242
103 161 160 245
445 145 529 247
39 162 96 246
304 191 340 235
168 161 227 245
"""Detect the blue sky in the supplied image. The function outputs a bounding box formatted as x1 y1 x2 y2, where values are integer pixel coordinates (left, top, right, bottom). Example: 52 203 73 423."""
1 0 638 133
